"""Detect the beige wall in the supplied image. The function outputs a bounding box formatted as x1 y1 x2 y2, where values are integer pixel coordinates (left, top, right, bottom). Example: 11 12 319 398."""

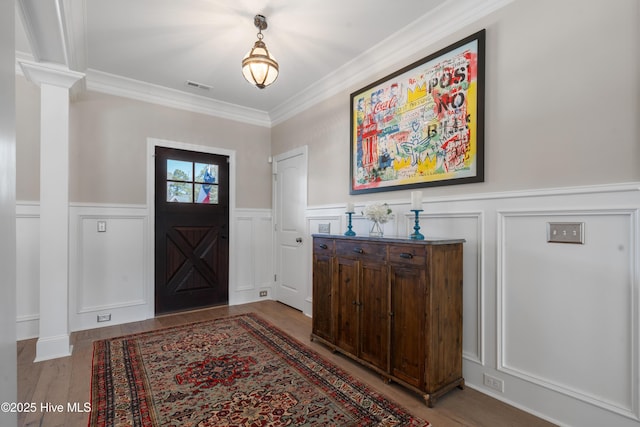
272 0 640 206
15 0 640 208
17 85 272 208
70 91 272 207
272 92 349 206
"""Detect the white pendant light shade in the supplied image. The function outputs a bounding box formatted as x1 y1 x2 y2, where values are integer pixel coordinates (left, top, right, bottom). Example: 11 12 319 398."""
242 40 279 89
242 15 279 89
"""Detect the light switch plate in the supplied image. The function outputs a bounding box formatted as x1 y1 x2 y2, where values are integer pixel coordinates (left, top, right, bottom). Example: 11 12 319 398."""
547 222 584 244
97 220 107 232
318 223 330 234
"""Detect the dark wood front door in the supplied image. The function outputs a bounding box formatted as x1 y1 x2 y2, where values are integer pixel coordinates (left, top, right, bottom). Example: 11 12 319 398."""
154 146 229 314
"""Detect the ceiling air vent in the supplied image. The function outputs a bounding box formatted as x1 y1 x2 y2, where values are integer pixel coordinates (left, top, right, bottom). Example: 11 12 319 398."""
185 80 212 91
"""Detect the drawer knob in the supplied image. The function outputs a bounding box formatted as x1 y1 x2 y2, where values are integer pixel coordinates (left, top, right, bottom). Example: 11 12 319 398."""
353 247 364 254
399 252 413 259
319 244 328 249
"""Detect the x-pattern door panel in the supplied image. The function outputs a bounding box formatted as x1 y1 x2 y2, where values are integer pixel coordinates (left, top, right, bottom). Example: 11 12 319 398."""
165 226 221 293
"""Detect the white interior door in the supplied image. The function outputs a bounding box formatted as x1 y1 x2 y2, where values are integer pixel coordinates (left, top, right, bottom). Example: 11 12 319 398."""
273 147 307 311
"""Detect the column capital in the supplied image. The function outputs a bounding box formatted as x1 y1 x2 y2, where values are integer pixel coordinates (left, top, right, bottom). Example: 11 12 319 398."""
18 60 85 89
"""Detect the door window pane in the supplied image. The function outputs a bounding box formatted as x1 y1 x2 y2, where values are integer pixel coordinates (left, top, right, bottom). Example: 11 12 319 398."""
195 183 219 204
195 163 218 183
167 159 193 181
167 182 193 202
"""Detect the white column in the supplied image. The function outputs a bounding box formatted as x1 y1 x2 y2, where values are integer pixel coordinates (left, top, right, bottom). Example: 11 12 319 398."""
19 61 84 361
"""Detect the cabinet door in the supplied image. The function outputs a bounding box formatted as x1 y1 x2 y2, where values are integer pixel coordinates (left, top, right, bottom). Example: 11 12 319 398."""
335 257 359 355
359 261 389 370
312 252 334 342
390 264 426 388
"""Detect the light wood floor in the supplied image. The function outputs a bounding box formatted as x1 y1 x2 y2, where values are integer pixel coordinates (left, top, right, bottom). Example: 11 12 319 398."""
17 301 557 427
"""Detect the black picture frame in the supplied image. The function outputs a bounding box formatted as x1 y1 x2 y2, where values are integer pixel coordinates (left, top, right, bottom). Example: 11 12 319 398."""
350 29 485 194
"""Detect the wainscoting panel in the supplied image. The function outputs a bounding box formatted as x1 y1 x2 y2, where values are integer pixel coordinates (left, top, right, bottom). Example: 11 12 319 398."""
235 216 256 291
230 209 273 304
78 216 146 311
498 208 637 418
16 203 40 339
17 204 274 338
254 217 274 289
69 204 150 332
407 211 484 365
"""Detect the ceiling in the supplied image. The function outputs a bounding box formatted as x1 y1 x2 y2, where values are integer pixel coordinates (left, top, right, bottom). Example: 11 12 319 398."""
15 0 509 126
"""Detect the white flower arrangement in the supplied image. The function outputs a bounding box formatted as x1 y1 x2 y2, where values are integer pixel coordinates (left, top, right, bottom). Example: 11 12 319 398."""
362 203 393 224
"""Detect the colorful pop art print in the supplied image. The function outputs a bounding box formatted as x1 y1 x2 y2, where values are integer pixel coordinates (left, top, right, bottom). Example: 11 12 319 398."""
350 30 485 194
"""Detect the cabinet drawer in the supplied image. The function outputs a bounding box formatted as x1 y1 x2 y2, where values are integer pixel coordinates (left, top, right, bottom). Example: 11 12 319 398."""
313 238 335 254
388 244 426 266
336 240 386 261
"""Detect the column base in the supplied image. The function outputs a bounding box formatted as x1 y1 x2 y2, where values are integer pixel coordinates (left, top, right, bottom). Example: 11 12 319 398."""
34 334 72 362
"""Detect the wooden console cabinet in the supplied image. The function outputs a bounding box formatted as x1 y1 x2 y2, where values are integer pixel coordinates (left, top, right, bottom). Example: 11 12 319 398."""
311 234 465 407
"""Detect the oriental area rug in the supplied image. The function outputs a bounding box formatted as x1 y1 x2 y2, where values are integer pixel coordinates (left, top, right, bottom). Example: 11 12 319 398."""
89 313 430 427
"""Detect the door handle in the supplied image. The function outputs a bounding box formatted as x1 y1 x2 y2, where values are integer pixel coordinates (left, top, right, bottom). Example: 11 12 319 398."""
296 237 303 243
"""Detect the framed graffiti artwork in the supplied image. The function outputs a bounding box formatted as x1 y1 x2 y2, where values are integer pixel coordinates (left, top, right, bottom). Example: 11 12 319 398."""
350 29 485 194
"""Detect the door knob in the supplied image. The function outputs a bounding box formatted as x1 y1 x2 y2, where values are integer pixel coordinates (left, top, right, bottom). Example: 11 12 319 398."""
296 237 303 243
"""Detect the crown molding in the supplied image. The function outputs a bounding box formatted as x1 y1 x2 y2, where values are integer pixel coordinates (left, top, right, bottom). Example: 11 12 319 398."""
15 52 270 126
269 0 514 126
15 0 513 128
85 69 272 128
15 50 32 75
19 60 85 89
16 51 268 125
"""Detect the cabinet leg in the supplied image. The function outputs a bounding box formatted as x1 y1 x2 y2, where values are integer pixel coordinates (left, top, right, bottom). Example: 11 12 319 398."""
457 379 465 390
424 394 435 408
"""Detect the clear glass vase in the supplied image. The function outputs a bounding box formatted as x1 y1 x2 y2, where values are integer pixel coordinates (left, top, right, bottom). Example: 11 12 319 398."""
369 220 384 237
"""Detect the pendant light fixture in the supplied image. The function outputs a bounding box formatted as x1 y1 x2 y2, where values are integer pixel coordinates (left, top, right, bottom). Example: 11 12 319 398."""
242 14 279 89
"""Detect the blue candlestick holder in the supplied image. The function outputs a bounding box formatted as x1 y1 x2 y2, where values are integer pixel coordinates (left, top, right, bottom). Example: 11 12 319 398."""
344 212 356 236
410 209 424 240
